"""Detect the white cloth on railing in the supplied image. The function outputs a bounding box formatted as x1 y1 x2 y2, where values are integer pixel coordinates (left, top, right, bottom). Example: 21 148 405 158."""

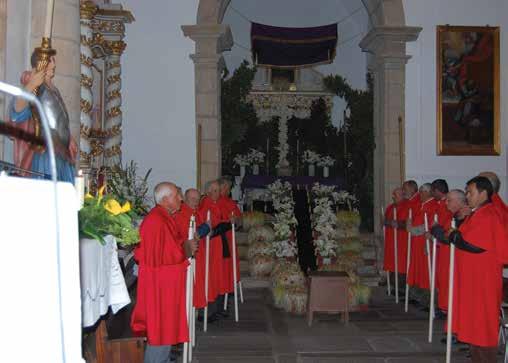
80 235 130 328
0 174 84 362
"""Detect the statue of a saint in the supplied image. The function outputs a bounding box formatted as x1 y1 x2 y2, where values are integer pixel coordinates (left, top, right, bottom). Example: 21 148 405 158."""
9 50 77 182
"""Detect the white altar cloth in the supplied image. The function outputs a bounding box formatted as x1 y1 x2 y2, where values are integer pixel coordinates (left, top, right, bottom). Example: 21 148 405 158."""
0 174 84 362
80 235 131 328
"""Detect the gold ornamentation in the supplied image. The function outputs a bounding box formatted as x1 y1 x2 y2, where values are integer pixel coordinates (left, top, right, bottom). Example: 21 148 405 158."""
80 151 92 164
81 74 93 88
105 145 122 158
91 19 126 35
81 99 93 114
106 106 122 119
106 61 121 69
106 90 121 102
80 54 94 68
108 41 126 55
90 140 104 157
80 124 91 138
80 1 98 20
107 74 121 85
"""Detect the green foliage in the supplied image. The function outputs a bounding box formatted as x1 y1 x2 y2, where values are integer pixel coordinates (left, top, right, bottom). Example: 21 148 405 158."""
324 74 374 231
79 191 140 246
221 61 259 174
108 161 152 216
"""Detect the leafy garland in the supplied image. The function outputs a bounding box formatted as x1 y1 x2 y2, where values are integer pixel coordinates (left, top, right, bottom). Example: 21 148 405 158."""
267 180 298 258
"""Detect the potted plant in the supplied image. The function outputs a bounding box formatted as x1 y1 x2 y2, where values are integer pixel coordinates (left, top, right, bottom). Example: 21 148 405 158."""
247 148 265 175
233 154 250 178
317 155 335 178
302 150 321 176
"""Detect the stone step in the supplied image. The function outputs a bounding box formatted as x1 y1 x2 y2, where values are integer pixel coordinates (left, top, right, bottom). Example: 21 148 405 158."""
239 245 248 260
239 276 270 289
236 231 249 246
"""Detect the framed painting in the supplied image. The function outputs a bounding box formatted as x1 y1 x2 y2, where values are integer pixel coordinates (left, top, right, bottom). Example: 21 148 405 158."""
437 25 500 155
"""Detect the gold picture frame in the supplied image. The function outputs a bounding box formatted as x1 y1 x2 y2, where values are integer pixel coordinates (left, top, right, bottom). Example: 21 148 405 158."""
437 25 500 155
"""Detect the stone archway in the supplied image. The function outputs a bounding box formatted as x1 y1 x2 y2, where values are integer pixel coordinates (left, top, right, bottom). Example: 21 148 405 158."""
183 0 421 236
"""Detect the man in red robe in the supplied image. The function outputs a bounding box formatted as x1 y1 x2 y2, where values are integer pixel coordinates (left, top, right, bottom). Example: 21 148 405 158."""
217 177 242 295
130 182 198 363
383 187 403 290
407 183 437 292
448 176 508 362
174 189 211 311
430 179 454 316
198 180 228 318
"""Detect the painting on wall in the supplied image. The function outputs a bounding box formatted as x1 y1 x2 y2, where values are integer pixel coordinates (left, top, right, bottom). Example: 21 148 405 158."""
437 25 500 155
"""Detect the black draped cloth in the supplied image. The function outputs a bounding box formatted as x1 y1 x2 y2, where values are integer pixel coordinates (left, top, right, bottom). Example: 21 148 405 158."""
251 22 338 68
293 188 316 274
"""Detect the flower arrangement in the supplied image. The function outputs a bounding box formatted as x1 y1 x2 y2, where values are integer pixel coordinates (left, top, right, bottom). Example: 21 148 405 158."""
242 211 266 231
317 155 335 168
302 149 321 164
233 154 250 167
311 183 339 258
247 225 275 245
276 117 289 168
79 186 140 246
332 190 358 211
108 161 152 216
268 180 298 260
271 239 298 258
247 148 265 164
336 210 362 238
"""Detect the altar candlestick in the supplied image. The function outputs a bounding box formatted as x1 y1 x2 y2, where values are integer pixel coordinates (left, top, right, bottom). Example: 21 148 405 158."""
75 169 85 209
44 0 55 39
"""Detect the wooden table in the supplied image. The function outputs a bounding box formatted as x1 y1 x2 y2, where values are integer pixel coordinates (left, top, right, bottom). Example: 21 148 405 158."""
307 271 350 326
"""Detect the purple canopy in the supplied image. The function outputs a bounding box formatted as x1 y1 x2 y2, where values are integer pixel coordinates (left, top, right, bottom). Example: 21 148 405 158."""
251 22 338 68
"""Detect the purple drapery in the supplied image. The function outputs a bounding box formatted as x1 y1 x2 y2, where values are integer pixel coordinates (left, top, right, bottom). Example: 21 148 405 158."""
251 22 338 68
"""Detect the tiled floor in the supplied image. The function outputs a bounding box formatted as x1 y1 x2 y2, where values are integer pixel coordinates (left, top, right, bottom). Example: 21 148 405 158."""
189 287 503 363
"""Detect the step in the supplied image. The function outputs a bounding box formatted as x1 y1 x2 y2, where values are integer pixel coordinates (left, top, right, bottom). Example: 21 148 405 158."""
240 276 270 289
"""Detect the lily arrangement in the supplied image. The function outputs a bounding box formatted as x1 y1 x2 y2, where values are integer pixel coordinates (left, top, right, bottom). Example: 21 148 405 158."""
268 180 298 258
79 186 140 246
234 148 266 167
311 183 339 258
303 150 336 167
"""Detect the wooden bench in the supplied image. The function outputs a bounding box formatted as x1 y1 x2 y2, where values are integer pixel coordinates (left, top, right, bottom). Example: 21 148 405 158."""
307 271 350 326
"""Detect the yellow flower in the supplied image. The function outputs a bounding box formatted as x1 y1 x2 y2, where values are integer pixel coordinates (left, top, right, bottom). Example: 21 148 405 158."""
97 185 106 204
121 201 131 213
104 199 123 215
85 193 94 200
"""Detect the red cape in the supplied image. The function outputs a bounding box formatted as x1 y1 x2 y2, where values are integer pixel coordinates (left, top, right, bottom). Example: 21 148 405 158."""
394 200 410 274
453 203 506 346
198 196 226 302
217 196 242 294
407 198 438 289
435 199 453 311
130 205 189 346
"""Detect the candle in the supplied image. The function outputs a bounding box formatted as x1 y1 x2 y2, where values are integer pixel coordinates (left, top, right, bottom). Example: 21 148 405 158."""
75 169 85 209
44 0 55 39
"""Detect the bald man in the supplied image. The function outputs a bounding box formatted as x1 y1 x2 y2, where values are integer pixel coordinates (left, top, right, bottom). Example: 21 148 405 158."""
131 182 198 363
175 189 211 311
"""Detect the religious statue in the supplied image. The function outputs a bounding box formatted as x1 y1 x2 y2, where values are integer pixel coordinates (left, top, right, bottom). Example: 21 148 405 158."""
9 47 77 182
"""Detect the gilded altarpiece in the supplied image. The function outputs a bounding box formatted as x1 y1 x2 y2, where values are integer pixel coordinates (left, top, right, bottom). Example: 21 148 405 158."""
79 2 133 186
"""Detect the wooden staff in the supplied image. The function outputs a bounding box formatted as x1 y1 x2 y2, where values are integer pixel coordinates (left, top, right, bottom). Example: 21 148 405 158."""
428 214 438 342
382 206 391 296
424 213 432 291
405 209 412 312
446 219 456 363
204 210 211 332
183 217 195 363
232 212 239 322
394 207 399 304
190 216 196 353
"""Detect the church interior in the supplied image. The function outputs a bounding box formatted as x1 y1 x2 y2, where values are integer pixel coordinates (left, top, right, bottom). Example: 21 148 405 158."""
1 0 508 362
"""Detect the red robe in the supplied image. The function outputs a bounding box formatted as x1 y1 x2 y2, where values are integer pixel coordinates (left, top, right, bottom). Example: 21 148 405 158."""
383 203 396 272
130 205 189 346
198 196 226 303
407 198 438 289
217 196 242 294
174 203 208 309
435 199 453 311
453 203 507 347
393 201 408 274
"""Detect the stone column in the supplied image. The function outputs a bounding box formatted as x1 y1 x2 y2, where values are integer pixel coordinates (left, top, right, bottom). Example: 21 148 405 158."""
182 24 233 190
0 0 6 161
360 26 421 236
104 41 125 167
79 1 97 170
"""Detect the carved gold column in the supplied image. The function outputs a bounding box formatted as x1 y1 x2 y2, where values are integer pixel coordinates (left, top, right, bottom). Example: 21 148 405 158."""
79 1 97 170
104 40 125 167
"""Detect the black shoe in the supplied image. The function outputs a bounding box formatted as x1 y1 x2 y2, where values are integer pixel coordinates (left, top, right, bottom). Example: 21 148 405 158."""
217 310 229 318
440 336 463 345
197 313 219 323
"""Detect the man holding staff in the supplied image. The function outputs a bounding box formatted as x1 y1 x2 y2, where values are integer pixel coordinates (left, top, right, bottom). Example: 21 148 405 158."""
130 182 198 363
445 177 506 362
383 188 404 295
